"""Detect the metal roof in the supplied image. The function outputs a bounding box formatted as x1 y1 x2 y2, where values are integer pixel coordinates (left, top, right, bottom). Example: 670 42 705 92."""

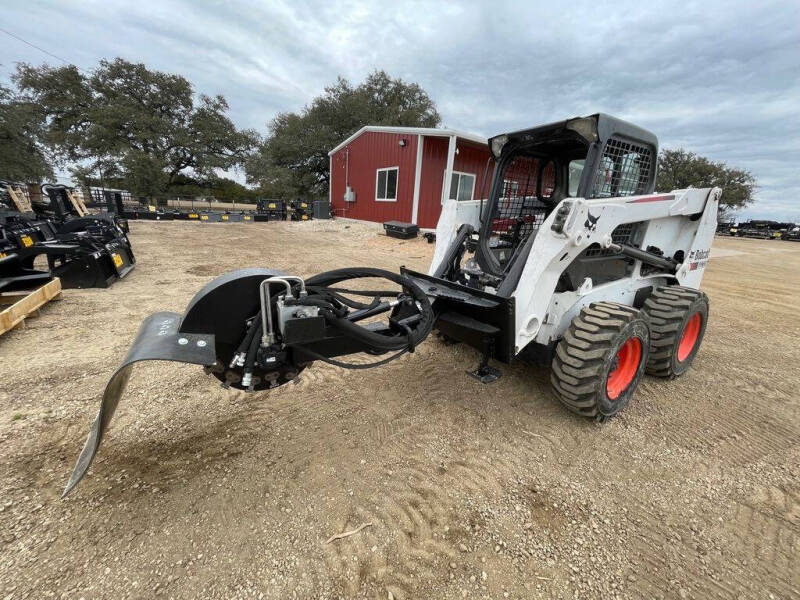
328 126 487 156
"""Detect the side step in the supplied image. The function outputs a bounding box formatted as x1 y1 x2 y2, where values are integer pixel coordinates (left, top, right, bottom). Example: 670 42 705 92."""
400 267 515 363
436 311 502 384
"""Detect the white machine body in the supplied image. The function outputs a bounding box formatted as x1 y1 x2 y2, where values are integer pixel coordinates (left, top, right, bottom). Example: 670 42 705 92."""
430 187 720 355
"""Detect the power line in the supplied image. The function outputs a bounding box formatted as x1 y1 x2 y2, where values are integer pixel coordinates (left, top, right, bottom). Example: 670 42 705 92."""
0 27 84 70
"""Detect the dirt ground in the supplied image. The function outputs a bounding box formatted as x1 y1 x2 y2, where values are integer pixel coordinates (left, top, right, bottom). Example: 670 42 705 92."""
1 220 798 600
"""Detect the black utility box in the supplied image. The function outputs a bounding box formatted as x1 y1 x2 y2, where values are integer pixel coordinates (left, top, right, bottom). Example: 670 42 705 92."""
383 221 419 239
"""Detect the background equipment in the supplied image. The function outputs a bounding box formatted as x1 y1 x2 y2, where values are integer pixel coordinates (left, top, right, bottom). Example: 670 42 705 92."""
383 221 419 239
256 199 287 221
288 199 312 221
1 183 135 289
38 184 136 287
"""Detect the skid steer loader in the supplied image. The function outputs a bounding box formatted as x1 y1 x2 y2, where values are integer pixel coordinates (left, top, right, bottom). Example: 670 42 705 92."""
63 114 720 496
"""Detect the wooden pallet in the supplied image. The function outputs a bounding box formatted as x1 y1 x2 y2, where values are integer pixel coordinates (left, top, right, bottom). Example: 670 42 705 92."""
66 189 89 217
6 184 33 213
0 278 62 336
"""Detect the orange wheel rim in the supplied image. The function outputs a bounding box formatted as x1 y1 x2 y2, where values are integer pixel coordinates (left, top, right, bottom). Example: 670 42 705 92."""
606 337 643 400
677 312 702 362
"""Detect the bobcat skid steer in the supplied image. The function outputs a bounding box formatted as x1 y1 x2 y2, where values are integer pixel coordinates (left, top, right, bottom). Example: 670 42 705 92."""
63 114 720 496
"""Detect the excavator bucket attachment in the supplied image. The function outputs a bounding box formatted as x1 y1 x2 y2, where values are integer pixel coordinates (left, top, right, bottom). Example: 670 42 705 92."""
62 311 215 497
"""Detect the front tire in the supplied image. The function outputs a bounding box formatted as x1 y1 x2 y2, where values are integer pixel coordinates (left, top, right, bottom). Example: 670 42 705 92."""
641 286 709 378
551 302 649 420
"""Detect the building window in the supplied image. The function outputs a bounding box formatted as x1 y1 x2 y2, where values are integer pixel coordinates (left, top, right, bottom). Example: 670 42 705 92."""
447 171 476 201
375 167 398 202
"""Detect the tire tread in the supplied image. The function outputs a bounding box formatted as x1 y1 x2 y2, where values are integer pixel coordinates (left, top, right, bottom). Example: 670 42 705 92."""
551 302 645 419
641 285 708 377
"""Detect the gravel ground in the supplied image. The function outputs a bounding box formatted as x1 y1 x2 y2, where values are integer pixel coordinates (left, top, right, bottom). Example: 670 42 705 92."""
0 220 798 600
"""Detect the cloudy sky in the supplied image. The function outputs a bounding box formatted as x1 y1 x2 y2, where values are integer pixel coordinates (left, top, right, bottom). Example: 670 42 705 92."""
2 0 799 219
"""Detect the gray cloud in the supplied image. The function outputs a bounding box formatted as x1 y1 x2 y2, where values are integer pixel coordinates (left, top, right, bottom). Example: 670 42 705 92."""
2 0 799 219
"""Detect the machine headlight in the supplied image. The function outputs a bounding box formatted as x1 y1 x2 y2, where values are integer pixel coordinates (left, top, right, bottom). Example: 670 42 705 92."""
565 117 598 142
491 135 509 158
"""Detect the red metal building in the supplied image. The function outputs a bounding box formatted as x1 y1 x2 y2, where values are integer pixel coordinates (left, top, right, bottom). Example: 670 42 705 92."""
328 126 491 229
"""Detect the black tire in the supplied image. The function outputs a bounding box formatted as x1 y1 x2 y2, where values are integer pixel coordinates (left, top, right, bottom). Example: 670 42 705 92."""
641 286 709 378
551 302 649 421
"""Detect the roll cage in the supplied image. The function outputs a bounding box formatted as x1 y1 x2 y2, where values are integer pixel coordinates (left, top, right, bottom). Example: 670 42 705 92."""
476 113 659 277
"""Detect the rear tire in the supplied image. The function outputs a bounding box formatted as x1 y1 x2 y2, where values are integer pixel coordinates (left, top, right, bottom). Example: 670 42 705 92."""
551 302 649 421
641 286 709 378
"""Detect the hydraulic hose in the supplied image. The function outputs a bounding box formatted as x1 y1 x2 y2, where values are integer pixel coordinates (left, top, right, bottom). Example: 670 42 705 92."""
304 267 434 353
244 321 263 372
235 313 261 357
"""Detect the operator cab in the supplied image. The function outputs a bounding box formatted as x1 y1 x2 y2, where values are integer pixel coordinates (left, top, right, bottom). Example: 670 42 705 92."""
436 114 659 295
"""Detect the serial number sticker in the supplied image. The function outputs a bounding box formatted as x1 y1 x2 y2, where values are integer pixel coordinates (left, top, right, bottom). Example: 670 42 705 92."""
222 215 229 221
112 253 123 268
188 213 198 218
201 215 209 221
21 235 33 247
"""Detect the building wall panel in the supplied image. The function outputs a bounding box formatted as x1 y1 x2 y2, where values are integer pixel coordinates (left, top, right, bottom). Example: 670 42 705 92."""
330 131 493 229
416 138 494 228
330 131 418 223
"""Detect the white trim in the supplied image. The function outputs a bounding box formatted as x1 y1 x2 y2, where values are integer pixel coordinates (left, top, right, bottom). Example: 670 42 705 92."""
411 134 424 224
328 126 486 156
444 170 477 202
441 135 457 205
375 166 399 202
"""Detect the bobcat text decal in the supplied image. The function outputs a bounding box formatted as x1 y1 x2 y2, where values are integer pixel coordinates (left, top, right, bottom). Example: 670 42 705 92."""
688 248 710 271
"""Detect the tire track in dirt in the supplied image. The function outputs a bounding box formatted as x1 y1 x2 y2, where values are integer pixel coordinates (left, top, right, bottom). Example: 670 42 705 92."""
624 477 800 600
322 416 564 597
748 484 800 530
626 501 755 600
724 498 800 598
655 403 797 468
322 465 456 598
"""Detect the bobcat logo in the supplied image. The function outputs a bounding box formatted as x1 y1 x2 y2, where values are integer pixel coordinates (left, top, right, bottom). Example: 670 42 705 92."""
584 211 600 231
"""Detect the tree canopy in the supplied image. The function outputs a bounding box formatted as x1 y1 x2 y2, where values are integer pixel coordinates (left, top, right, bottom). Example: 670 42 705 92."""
657 148 756 213
247 70 441 198
0 82 53 182
11 58 258 196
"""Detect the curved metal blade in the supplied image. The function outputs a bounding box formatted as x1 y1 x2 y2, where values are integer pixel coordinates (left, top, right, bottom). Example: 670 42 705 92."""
62 311 215 497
